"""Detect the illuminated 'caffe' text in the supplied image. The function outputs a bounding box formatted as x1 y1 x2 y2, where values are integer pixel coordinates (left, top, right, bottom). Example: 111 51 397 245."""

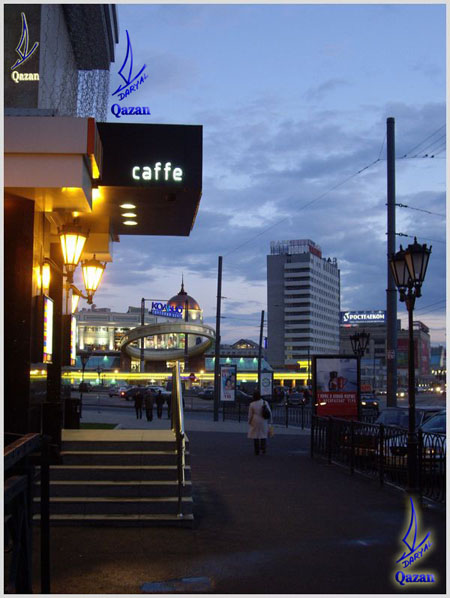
132 162 183 182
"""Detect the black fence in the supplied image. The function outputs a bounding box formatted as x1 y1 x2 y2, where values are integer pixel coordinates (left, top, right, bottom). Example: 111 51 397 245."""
222 402 313 429
311 416 446 503
222 402 378 430
4 433 50 593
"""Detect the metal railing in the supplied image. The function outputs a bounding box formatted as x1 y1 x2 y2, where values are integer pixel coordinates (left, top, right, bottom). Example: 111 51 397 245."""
171 363 186 518
4 433 50 593
222 402 378 429
311 416 446 503
223 402 313 429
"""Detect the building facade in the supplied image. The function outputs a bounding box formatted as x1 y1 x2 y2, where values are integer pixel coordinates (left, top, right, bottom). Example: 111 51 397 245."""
4 5 204 443
267 239 340 369
340 316 432 390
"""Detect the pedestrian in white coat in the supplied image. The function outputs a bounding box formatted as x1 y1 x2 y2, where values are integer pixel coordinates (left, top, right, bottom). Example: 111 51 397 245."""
247 390 272 455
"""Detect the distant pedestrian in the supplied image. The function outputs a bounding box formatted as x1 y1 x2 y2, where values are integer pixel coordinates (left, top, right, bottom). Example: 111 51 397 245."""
156 390 165 419
247 390 272 455
144 389 154 422
134 388 144 419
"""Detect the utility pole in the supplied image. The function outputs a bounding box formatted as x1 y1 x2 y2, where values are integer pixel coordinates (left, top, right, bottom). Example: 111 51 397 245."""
184 297 189 372
257 310 264 394
213 256 223 421
386 117 398 407
140 297 145 373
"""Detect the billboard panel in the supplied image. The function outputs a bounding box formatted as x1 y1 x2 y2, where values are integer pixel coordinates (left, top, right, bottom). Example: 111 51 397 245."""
313 355 359 419
220 365 237 402
340 310 386 325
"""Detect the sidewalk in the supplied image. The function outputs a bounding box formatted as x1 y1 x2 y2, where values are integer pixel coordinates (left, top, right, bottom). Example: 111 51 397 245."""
80 403 307 435
32 408 446 594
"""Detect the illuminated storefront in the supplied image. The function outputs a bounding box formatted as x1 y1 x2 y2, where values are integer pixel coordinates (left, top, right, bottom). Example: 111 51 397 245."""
4 5 203 442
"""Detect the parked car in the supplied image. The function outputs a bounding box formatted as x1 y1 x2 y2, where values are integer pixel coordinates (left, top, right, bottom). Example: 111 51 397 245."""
378 409 446 473
374 406 442 429
79 382 92 392
121 386 142 401
145 385 171 398
420 410 446 434
286 392 306 406
109 386 128 397
198 388 214 400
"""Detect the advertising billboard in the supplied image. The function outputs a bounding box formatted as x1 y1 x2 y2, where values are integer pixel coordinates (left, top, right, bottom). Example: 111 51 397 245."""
340 310 386 325
313 355 359 419
220 364 237 402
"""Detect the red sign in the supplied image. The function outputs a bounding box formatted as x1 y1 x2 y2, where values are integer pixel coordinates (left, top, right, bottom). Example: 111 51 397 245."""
316 391 358 418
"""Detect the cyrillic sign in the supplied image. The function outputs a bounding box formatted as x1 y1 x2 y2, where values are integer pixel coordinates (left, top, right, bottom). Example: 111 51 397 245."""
340 310 386 325
151 302 183 319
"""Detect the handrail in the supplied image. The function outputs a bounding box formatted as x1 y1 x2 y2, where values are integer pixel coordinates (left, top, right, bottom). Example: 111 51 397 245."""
4 433 41 472
171 362 186 517
4 432 51 592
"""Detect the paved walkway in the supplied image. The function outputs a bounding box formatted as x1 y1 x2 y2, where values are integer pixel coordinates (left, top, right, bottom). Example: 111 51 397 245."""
32 407 446 594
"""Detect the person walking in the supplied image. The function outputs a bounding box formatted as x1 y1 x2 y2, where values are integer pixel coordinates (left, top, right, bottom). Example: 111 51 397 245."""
247 390 272 455
134 387 144 420
155 390 165 419
144 389 154 422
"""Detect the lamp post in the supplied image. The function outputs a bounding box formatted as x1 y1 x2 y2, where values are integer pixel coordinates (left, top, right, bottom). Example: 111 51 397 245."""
79 350 90 418
350 330 371 358
389 237 431 493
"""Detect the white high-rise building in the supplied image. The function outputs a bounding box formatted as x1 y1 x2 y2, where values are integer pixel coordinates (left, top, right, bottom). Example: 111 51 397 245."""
267 239 341 369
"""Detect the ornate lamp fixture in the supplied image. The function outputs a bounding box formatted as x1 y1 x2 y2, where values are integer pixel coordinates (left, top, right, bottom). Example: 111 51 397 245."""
81 255 106 304
58 222 88 283
349 330 370 357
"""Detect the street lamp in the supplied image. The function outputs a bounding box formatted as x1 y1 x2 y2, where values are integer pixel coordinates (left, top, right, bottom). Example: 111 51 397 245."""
350 330 370 357
389 237 431 492
58 222 88 283
81 255 106 304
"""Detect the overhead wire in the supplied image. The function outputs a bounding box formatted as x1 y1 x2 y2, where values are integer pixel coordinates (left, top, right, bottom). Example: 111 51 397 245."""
400 124 446 158
223 157 382 257
396 232 445 244
395 203 445 218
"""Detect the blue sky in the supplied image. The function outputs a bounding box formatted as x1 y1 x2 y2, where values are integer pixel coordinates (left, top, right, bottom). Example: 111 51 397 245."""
84 3 446 346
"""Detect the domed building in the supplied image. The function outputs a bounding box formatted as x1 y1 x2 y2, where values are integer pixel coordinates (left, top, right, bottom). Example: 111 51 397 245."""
121 278 208 373
167 279 202 320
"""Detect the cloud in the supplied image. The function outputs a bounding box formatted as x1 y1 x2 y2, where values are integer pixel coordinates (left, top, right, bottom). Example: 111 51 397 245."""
304 78 350 102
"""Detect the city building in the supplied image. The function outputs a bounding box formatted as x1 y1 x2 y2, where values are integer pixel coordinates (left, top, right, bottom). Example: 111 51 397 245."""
397 321 432 387
340 312 433 389
267 239 340 370
340 313 398 391
430 346 446 382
